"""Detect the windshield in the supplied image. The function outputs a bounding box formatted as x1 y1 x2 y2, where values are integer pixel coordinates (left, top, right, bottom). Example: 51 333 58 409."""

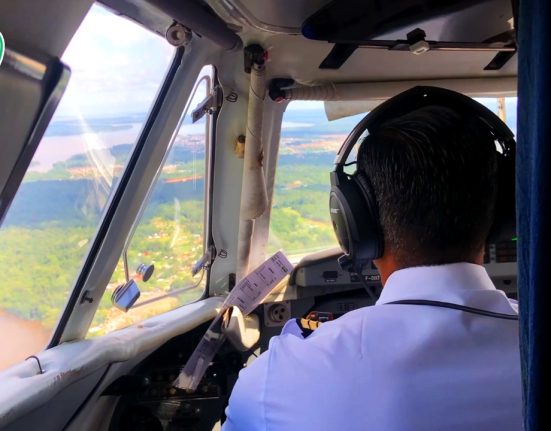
0 4 174 371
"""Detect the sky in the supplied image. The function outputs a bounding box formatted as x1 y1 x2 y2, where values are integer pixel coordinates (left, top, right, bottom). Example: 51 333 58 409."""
56 3 322 118
55 4 175 118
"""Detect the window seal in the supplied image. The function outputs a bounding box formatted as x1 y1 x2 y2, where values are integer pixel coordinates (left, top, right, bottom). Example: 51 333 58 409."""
48 47 185 348
111 67 216 313
202 67 220 299
120 73 211 261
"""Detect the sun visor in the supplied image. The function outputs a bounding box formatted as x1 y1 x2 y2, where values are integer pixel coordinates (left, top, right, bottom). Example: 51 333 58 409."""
324 100 382 121
303 0 513 44
317 77 517 121
302 0 515 70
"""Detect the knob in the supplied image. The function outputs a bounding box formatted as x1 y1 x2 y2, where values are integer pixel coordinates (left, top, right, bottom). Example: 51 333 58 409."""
136 263 155 282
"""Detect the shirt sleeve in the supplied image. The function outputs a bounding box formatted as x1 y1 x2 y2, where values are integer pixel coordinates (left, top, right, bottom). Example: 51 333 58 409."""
222 351 270 431
280 318 306 338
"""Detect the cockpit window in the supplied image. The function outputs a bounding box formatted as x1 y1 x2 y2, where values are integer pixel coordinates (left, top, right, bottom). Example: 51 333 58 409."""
475 97 518 135
0 4 175 371
88 66 214 337
268 97 517 262
267 102 365 260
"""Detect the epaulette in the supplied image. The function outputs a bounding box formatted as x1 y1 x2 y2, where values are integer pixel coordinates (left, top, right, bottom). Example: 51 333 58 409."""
290 312 334 338
300 318 322 330
296 318 323 338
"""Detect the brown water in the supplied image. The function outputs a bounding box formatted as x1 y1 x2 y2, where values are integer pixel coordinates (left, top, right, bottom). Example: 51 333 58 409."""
0 310 51 372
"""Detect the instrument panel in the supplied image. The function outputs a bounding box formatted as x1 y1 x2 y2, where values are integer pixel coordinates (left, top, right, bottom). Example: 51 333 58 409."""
107 323 246 431
292 241 518 299
259 241 518 329
106 242 518 430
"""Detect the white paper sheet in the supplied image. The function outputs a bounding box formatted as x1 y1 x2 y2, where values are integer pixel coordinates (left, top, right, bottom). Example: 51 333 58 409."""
174 251 293 390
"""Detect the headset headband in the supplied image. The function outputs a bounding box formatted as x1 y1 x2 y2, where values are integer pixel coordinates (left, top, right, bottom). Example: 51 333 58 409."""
335 86 516 168
329 86 516 273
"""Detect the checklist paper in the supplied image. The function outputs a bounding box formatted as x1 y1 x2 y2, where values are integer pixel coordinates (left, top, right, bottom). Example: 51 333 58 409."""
174 251 293 390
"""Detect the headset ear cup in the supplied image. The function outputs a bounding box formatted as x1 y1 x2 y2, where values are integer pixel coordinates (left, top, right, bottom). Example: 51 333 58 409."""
329 187 354 255
330 171 365 258
354 172 384 258
329 170 384 267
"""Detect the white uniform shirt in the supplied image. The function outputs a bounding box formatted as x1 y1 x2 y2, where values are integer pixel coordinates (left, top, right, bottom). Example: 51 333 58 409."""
223 263 522 431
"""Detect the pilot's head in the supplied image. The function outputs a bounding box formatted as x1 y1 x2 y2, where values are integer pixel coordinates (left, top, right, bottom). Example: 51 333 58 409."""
357 105 498 271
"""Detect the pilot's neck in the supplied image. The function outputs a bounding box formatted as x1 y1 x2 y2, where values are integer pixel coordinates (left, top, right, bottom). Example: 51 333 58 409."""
374 248 485 287
373 254 399 286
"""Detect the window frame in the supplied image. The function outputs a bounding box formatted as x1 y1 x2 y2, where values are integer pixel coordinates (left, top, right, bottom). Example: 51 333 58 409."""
47 47 185 347
265 96 518 262
111 66 216 311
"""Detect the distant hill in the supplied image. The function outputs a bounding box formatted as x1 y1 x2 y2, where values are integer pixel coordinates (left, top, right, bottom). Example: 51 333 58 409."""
3 178 205 228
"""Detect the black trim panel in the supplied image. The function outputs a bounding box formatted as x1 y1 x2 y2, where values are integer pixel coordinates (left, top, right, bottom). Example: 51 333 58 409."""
0 59 70 225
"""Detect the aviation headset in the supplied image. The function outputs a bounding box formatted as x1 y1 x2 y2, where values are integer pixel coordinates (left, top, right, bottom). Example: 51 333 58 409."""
329 86 516 273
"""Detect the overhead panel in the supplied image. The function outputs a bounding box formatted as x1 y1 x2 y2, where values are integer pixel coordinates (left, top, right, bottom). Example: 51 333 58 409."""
301 0 516 70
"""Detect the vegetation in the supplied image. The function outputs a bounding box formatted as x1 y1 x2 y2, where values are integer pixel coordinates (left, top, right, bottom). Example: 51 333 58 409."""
0 179 206 333
1 102 516 344
0 224 94 328
268 158 337 255
0 111 348 340
0 147 208 336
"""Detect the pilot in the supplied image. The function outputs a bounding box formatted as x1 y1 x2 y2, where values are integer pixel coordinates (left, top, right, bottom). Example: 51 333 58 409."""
223 91 522 430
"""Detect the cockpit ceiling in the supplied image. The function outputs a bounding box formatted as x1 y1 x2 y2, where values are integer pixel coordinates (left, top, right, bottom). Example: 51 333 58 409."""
96 0 516 84
253 37 516 84
207 0 517 84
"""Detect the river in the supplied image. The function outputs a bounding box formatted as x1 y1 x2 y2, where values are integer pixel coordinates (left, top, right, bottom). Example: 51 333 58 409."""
0 310 51 371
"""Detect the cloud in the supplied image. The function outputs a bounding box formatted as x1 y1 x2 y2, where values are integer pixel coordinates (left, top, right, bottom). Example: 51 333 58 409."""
56 3 175 117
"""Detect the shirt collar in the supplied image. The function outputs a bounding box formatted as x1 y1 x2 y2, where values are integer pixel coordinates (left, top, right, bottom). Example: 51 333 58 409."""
376 263 514 312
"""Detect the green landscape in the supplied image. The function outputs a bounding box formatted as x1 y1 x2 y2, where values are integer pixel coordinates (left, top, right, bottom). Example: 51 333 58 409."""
0 100 516 370
0 107 361 364
268 158 339 255
0 158 207 330
0 114 212 338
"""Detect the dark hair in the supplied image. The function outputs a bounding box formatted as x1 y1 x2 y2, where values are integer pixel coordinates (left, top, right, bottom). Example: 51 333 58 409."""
357 105 498 266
